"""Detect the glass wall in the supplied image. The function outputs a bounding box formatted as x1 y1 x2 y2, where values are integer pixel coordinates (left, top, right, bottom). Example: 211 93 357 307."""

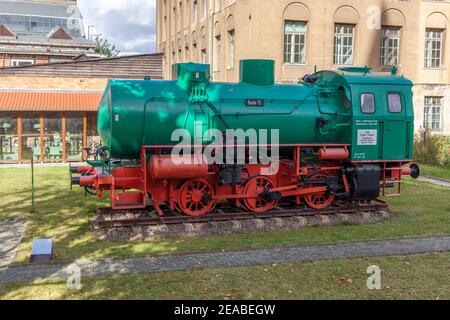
0 14 84 37
0 111 92 163
66 112 84 160
0 112 19 161
21 112 41 161
43 112 63 161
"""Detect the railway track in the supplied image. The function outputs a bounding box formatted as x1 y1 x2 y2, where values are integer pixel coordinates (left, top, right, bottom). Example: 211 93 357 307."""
93 200 390 229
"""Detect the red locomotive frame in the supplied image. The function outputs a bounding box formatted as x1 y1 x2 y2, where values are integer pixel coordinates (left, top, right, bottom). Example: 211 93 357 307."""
73 143 414 216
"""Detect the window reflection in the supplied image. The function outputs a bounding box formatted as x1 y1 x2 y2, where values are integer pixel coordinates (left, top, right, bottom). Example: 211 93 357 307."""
1 111 93 162
66 112 83 160
21 112 41 161
44 112 62 160
0 112 19 161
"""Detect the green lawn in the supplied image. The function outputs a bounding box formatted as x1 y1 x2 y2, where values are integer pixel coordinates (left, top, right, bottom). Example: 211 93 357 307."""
0 253 448 300
419 163 450 181
0 166 449 264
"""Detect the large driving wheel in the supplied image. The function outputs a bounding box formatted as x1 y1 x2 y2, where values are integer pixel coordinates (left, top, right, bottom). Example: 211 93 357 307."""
178 179 216 216
243 176 277 213
304 173 335 209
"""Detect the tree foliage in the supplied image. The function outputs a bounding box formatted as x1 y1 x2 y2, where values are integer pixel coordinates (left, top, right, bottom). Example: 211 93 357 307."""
94 35 120 58
414 128 450 166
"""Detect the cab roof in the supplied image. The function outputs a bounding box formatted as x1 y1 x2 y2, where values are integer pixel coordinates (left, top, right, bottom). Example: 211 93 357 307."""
316 69 413 86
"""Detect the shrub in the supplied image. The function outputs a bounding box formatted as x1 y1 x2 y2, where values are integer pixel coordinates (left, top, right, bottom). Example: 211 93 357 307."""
414 128 450 166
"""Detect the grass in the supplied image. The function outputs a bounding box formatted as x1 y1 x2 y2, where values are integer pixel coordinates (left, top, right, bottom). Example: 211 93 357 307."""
0 253 448 300
419 163 450 181
0 166 449 264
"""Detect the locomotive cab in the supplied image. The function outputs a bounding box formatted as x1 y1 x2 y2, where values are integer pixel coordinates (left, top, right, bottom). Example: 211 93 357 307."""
316 67 414 163
316 67 417 199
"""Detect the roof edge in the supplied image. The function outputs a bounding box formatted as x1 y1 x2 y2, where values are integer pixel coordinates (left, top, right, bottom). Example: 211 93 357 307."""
0 52 164 71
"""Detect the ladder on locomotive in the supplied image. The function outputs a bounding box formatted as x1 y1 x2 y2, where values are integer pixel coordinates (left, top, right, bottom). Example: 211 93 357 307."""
381 163 402 197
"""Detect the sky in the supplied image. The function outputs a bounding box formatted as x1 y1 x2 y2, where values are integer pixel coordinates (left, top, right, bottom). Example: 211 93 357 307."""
77 0 157 55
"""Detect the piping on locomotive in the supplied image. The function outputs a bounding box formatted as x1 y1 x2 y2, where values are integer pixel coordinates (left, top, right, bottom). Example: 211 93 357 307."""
70 60 420 216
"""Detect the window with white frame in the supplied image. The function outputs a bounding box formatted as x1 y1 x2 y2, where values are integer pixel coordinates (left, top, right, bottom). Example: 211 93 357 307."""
425 29 444 68
11 59 34 67
334 24 355 65
284 21 307 64
380 27 400 66
228 29 235 68
423 97 442 130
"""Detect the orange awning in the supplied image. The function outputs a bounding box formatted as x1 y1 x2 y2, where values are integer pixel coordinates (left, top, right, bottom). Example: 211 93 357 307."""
0 91 102 112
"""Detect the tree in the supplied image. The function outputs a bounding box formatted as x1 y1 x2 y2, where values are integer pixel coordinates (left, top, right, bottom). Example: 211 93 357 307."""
94 35 120 57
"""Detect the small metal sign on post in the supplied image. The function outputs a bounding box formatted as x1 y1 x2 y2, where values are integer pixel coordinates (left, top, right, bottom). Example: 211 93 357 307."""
31 148 36 213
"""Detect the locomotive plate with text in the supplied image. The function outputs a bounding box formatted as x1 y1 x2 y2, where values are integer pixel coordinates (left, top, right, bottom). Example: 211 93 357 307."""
245 99 264 107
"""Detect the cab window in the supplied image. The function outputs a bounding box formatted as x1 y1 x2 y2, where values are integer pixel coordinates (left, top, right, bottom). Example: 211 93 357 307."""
388 93 402 113
360 93 375 114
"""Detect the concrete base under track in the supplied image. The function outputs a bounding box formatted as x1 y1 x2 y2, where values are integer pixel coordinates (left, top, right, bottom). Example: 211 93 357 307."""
93 210 391 242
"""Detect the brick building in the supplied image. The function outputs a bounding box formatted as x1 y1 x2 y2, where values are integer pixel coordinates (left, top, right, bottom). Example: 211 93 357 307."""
0 0 98 68
156 0 450 136
0 53 163 163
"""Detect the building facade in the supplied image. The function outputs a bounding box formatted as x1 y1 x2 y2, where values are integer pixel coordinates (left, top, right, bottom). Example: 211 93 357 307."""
156 0 450 136
0 53 163 163
0 0 98 68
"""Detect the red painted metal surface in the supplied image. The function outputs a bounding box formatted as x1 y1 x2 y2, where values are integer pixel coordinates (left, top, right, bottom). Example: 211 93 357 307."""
243 176 277 213
318 147 349 160
304 173 336 209
72 166 91 174
178 179 215 216
75 144 415 216
150 155 208 179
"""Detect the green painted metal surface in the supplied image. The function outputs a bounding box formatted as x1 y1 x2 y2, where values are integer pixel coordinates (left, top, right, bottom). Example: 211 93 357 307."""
317 70 414 161
240 59 275 86
97 60 414 162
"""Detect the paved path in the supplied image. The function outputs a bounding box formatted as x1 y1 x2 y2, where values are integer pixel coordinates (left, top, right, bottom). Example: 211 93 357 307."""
419 176 450 188
0 220 27 268
0 235 449 285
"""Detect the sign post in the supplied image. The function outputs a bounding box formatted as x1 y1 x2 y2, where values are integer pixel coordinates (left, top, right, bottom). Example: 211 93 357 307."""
31 148 36 213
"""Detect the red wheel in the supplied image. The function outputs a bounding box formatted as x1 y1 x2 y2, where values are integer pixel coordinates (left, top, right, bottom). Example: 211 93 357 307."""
304 174 335 209
178 179 215 216
243 176 277 213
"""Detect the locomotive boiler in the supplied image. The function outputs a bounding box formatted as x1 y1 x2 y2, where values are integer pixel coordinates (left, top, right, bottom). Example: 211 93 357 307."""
71 59 419 216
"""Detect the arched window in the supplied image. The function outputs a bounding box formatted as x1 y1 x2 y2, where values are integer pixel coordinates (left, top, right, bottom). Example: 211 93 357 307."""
380 9 405 67
214 21 221 72
425 12 447 68
227 15 235 68
333 6 359 65
283 3 310 65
